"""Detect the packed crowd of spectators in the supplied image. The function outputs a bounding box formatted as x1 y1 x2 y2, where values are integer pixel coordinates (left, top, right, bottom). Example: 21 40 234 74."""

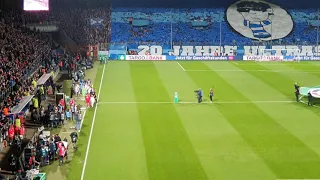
23 6 112 46
17 78 97 174
0 9 59 153
21 97 77 170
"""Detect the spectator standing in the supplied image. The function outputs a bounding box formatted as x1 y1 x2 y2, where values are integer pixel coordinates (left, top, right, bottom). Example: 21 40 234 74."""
76 111 82 132
58 144 66 166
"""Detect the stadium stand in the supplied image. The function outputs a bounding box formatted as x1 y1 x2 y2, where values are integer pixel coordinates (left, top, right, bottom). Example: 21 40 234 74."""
0 10 58 173
0 10 54 109
110 7 320 55
23 6 112 46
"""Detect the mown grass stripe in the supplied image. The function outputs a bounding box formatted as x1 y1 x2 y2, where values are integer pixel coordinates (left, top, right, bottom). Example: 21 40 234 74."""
235 62 320 117
83 62 149 180
258 62 320 87
129 62 208 180
184 61 320 179
153 62 276 180
285 62 320 79
230 62 320 158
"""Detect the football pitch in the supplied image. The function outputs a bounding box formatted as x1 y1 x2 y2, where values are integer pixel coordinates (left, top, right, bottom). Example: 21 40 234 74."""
68 61 320 180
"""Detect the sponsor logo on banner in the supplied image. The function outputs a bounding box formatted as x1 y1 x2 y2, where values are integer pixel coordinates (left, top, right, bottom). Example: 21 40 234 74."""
117 55 126 60
243 56 283 61
126 55 166 60
310 88 320 98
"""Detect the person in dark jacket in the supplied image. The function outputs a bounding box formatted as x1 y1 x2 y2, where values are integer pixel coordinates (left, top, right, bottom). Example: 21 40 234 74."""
9 154 17 174
197 88 203 103
308 91 313 106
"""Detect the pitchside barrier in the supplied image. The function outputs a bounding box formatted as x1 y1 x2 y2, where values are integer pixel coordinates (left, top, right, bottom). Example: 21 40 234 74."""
110 55 320 61
115 55 241 61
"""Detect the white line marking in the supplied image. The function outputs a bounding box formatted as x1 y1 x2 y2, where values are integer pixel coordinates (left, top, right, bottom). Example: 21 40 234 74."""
176 62 186 71
81 64 106 180
233 62 239 65
98 100 294 104
185 69 320 73
241 63 320 66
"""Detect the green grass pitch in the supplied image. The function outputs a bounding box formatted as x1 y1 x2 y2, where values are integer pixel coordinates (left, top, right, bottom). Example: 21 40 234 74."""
68 61 320 180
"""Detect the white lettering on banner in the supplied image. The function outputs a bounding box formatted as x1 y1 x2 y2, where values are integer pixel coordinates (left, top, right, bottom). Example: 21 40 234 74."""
272 46 286 56
180 46 194 56
294 56 320 61
136 45 320 56
224 46 237 56
126 55 166 60
172 46 180 56
315 46 320 56
150 46 162 55
209 46 222 55
138 45 149 55
301 46 314 56
194 46 210 56
175 56 229 60
243 56 284 61
243 46 265 55
285 46 299 56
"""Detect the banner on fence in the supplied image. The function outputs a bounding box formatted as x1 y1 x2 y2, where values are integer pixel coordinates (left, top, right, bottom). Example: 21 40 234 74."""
165 56 242 61
283 56 320 61
125 55 166 60
166 56 230 61
243 56 283 61
121 44 320 56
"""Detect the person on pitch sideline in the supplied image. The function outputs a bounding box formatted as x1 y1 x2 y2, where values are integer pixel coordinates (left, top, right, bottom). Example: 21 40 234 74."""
209 88 214 103
294 88 300 102
294 82 300 102
197 88 203 103
294 82 300 91
308 91 313 106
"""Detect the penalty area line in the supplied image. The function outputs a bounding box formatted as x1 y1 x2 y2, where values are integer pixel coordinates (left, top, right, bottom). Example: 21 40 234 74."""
98 100 295 104
176 62 186 71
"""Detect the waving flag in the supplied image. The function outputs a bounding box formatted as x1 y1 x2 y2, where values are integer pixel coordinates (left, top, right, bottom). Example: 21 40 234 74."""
90 18 104 28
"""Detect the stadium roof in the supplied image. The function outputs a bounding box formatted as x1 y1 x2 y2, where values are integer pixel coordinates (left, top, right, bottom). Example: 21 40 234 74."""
112 0 320 8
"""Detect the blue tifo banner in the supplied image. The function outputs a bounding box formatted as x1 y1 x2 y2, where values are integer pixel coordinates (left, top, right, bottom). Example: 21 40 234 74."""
90 18 104 28
166 56 242 61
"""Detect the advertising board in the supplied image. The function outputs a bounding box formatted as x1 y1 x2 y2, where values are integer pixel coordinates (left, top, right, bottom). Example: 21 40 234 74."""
243 56 283 61
125 55 166 60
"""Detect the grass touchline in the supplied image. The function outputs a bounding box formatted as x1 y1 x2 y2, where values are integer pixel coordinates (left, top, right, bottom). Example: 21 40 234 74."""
80 64 106 180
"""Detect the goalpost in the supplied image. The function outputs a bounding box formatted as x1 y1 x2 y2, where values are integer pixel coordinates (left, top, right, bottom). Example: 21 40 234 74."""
256 49 301 62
